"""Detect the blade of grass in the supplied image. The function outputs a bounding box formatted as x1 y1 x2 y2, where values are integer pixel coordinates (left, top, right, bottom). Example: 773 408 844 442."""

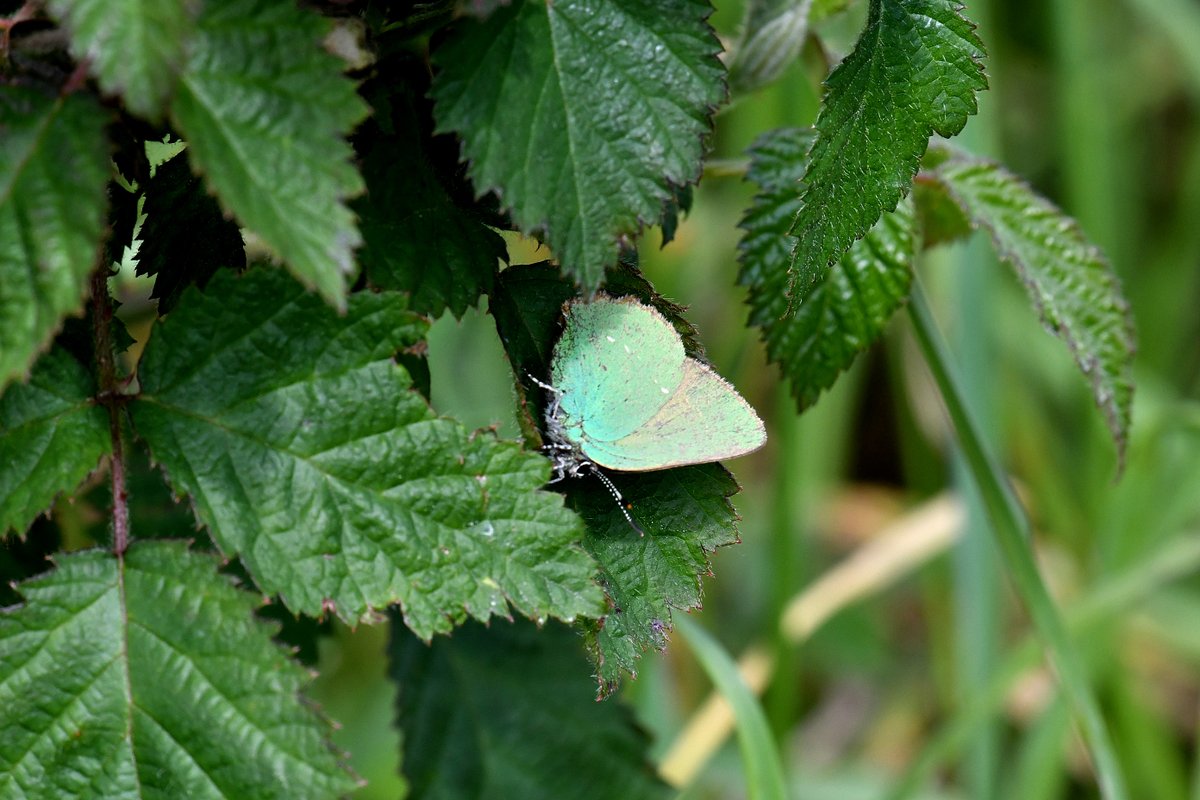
890 529 1200 799
947 0 1004 791
906 280 1129 799
671 615 788 800
661 494 964 785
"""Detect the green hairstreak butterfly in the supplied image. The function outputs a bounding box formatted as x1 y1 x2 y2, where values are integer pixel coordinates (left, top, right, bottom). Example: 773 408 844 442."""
538 295 766 532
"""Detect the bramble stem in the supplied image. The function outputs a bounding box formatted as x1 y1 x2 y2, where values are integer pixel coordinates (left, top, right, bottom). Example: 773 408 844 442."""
90 267 129 555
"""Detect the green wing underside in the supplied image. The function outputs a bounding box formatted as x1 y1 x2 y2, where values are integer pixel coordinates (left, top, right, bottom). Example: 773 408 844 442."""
551 297 766 471
580 358 766 470
553 297 686 443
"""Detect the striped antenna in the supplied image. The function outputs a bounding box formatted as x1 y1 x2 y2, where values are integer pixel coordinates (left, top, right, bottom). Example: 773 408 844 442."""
590 467 647 537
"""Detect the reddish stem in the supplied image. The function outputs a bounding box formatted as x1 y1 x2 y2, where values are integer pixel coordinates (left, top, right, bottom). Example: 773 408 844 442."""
90 267 129 555
0 2 39 62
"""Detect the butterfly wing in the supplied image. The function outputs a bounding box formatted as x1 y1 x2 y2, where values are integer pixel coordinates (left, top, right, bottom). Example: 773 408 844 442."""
580 358 766 471
551 297 685 443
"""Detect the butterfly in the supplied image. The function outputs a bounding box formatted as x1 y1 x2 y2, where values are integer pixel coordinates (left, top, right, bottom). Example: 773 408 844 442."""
535 295 766 533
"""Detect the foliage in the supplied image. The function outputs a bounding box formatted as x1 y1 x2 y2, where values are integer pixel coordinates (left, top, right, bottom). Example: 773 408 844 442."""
0 0 1171 797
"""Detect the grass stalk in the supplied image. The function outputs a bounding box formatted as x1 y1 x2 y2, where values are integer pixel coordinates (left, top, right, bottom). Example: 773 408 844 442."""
906 282 1129 800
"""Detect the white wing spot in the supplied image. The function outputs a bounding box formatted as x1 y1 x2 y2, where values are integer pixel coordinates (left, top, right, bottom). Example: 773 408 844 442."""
660 386 669 394
624 344 631 354
606 335 616 343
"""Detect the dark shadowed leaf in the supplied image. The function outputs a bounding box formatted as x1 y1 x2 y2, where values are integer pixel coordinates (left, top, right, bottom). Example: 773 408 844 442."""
356 62 506 318
391 617 669 799
136 153 246 313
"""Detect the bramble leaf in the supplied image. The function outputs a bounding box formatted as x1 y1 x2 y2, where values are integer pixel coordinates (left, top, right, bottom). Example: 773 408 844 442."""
431 0 724 285
740 128 914 409
131 268 603 638
790 0 985 297
0 348 110 536
0 542 355 799
926 151 1136 463
579 464 740 696
392 618 669 799
356 69 506 318
0 87 109 390
46 0 195 119
170 0 368 308
136 153 246 313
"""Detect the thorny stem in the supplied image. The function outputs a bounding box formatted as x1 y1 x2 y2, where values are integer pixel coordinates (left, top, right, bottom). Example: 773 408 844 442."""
91 267 130 555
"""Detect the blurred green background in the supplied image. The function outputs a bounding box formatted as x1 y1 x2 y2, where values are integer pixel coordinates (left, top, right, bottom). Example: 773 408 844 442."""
66 0 1200 797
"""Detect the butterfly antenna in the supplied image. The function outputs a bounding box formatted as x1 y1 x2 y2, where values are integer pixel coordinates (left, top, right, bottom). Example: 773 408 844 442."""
591 467 647 537
526 372 561 394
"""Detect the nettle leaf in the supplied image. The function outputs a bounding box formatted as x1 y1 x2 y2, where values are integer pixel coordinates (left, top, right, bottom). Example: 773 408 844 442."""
170 0 368 308
0 87 109 390
392 617 669 799
131 267 603 638
0 348 110 536
0 542 355 799
740 128 914 410
927 151 1136 462
431 0 725 286
136 153 246 313
46 0 196 119
490 264 741 695
356 66 506 318
790 0 986 298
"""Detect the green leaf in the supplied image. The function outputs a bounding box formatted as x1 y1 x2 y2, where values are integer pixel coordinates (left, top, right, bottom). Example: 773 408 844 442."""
913 174 974 249
789 0 986 297
170 0 368 309
136 152 246 313
391 617 669 800
46 0 196 120
0 541 355 799
0 87 109 390
356 65 506 318
926 151 1136 462
740 128 914 410
0 348 110 536
659 185 694 248
489 264 741 695
431 0 725 286
579 464 740 696
131 267 603 638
